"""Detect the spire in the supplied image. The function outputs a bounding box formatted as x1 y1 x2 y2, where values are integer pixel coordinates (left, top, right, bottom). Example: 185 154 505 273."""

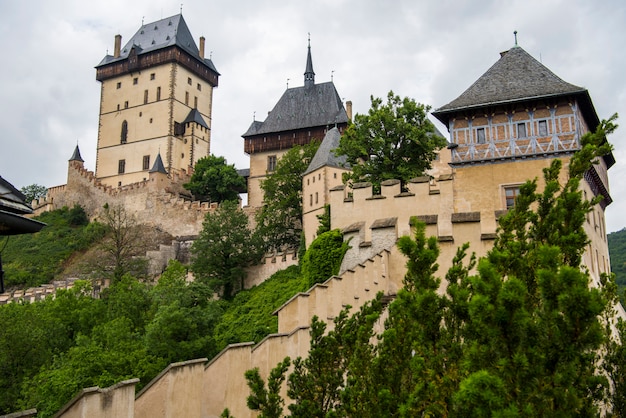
69 145 84 162
149 153 168 174
304 34 315 88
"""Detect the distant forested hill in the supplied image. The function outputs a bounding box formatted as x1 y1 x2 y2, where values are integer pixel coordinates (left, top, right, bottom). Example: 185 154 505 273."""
608 228 626 299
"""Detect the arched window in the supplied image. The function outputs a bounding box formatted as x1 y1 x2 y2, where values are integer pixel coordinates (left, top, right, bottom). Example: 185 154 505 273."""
121 120 128 144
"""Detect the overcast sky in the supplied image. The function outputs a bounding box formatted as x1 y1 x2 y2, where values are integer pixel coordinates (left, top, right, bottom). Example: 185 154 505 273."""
1 0 625 231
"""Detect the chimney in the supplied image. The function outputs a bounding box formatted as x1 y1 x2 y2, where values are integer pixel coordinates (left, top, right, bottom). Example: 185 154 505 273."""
199 36 205 59
346 101 353 121
114 34 122 58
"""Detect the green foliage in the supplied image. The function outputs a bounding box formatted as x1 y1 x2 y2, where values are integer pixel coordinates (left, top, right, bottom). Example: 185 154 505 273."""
1 206 106 287
335 91 446 190
19 184 47 203
184 154 246 202
301 229 349 287
214 265 307 348
191 200 264 299
256 141 320 251
315 204 331 236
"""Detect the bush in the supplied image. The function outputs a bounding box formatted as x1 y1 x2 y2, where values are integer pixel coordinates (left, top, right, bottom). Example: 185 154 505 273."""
301 229 350 287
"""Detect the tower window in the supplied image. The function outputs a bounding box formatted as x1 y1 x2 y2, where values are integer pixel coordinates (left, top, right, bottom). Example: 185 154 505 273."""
120 120 128 144
315 192 318 204
117 104 120 111
144 90 149 104
267 155 277 172
185 92 189 106
116 82 122 89
150 73 155 80
476 128 486 144
156 86 161 101
187 77 192 85
143 155 150 170
517 123 527 138
124 101 129 109
194 97 198 108
197 83 201 91
118 159 126 174
133 77 138 85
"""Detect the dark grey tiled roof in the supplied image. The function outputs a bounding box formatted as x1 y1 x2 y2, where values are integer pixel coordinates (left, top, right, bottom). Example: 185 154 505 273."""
434 46 586 115
242 82 348 137
97 14 219 74
237 168 250 178
0 176 31 214
304 127 348 175
69 145 84 162
182 109 209 129
149 153 168 174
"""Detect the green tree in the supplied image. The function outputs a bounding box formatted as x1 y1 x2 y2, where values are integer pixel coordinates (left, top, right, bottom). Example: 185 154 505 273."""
245 357 291 418
335 91 446 191
184 155 246 202
191 200 263 299
301 229 350 287
20 184 47 203
256 141 320 251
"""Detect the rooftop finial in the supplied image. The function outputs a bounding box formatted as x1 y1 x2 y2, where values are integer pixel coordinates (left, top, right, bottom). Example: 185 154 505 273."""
286 78 290 89
180 3 183 14
142 16 144 25
331 70 334 82
304 34 315 87
514 30 518 46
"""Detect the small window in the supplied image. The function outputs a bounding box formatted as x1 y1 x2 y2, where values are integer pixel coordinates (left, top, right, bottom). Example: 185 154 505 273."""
517 123 526 138
538 120 548 136
133 77 138 85
504 186 520 209
197 83 201 91
117 104 120 111
149 118 153 123
185 92 189 105
315 192 318 204
143 155 150 170
150 73 155 80
267 155 277 172
116 82 122 89
310 194 313 206
187 77 192 85
120 120 128 144
476 128 486 144
194 96 198 108
124 101 129 109
333 173 337 179
156 86 161 101
118 159 126 174
144 90 149 104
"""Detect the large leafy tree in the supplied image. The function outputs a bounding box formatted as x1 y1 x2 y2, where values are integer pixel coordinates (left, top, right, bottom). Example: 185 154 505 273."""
244 114 621 416
20 184 47 203
335 90 446 190
256 141 320 251
184 155 246 202
191 200 263 299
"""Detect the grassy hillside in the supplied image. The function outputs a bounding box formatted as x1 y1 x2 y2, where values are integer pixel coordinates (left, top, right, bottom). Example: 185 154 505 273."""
608 228 626 300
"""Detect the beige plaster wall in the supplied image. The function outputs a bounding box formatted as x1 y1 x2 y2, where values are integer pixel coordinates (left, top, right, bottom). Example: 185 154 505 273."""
56 379 138 418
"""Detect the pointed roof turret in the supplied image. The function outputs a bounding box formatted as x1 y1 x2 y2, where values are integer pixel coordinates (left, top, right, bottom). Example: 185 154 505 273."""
69 145 84 162
304 35 315 88
304 127 348 175
433 45 597 128
149 153 168 174
182 108 209 129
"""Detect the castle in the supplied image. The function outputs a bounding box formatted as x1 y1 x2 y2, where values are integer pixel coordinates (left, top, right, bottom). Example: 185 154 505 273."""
25 14 622 417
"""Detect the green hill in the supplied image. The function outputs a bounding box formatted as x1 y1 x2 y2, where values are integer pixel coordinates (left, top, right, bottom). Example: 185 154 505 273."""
608 228 626 299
